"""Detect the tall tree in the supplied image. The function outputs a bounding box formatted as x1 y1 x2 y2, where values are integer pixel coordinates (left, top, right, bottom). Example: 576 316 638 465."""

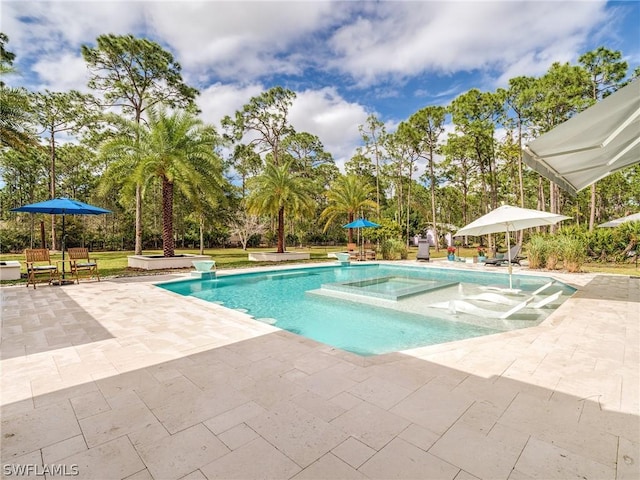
449 88 503 240
498 76 536 210
403 106 446 250
229 144 262 199
31 90 97 250
223 87 296 168
246 160 314 254
82 33 199 255
578 47 628 231
441 134 476 233
282 131 334 177
359 114 387 219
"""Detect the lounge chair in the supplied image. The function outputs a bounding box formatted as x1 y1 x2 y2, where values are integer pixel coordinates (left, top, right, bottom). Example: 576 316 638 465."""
531 281 554 295
466 281 554 304
430 286 560 319
429 296 534 319
485 244 524 266
24 248 60 289
462 292 519 305
531 290 561 308
416 238 430 261
68 247 100 283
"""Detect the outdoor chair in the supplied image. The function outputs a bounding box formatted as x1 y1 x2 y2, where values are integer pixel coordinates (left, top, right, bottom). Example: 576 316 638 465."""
24 248 60 289
68 247 100 283
416 238 430 261
365 248 376 260
485 244 523 266
347 242 359 260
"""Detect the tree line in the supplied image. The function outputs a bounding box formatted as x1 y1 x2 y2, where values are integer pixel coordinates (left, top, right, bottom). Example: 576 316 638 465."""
1 33 638 255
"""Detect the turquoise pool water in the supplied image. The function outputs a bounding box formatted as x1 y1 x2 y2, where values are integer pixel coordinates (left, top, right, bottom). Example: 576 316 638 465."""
158 264 574 356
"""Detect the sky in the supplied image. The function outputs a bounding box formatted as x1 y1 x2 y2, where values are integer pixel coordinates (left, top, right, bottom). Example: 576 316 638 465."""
3 0 640 170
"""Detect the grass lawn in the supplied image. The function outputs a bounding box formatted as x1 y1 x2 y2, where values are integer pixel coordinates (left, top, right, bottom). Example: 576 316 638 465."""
1 246 637 286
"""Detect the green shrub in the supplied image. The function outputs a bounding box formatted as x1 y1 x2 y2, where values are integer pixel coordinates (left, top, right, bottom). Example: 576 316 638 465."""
0 226 32 253
545 237 560 270
526 235 547 269
616 221 640 261
380 238 407 260
587 228 616 260
368 218 402 243
558 236 586 272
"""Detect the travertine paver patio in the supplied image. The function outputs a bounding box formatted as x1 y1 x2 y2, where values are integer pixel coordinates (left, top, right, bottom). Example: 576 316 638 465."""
1 263 638 479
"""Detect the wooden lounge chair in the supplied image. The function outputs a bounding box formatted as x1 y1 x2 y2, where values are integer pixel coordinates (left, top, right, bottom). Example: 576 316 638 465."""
485 244 523 266
24 248 60 289
347 242 359 260
68 247 100 283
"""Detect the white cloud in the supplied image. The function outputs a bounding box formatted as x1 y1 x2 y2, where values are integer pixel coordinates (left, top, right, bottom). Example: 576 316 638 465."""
197 82 264 131
328 1 609 86
3 1 142 90
3 0 633 168
145 1 341 80
289 88 369 169
31 53 90 92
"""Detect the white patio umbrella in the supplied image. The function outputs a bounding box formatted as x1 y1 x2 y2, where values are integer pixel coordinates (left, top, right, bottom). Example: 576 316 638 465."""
598 212 640 228
455 205 570 292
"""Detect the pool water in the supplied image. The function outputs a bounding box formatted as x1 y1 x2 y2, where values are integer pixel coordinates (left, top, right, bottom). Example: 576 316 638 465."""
158 264 574 356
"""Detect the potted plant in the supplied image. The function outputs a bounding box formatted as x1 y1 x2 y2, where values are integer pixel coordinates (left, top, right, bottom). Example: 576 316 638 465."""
477 246 487 262
447 246 456 261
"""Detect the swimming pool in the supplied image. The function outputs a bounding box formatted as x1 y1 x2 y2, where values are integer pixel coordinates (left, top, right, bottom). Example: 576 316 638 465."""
158 264 575 356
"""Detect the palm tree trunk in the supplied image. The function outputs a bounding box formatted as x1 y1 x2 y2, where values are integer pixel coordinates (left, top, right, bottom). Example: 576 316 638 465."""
199 214 205 255
162 177 175 257
135 184 143 255
277 206 285 253
348 212 354 244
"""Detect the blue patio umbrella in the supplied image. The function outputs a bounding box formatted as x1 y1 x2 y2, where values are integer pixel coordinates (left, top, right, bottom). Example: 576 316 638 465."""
343 218 380 257
343 218 380 229
11 197 111 279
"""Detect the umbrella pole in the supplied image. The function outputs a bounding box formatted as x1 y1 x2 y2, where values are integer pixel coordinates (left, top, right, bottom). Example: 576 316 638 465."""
62 214 66 280
506 226 512 290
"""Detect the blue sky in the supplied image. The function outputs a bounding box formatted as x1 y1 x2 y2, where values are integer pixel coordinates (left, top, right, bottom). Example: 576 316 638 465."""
3 0 639 168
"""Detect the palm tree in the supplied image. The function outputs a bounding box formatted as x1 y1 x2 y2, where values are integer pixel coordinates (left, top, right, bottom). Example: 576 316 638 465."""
246 160 314 254
320 175 377 243
0 77 35 151
99 109 222 257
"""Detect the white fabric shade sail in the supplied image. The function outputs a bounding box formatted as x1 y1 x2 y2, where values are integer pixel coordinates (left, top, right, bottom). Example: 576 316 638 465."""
523 81 640 196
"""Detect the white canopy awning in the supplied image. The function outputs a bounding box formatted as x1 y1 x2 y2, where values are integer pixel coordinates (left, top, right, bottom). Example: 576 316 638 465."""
523 80 640 196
